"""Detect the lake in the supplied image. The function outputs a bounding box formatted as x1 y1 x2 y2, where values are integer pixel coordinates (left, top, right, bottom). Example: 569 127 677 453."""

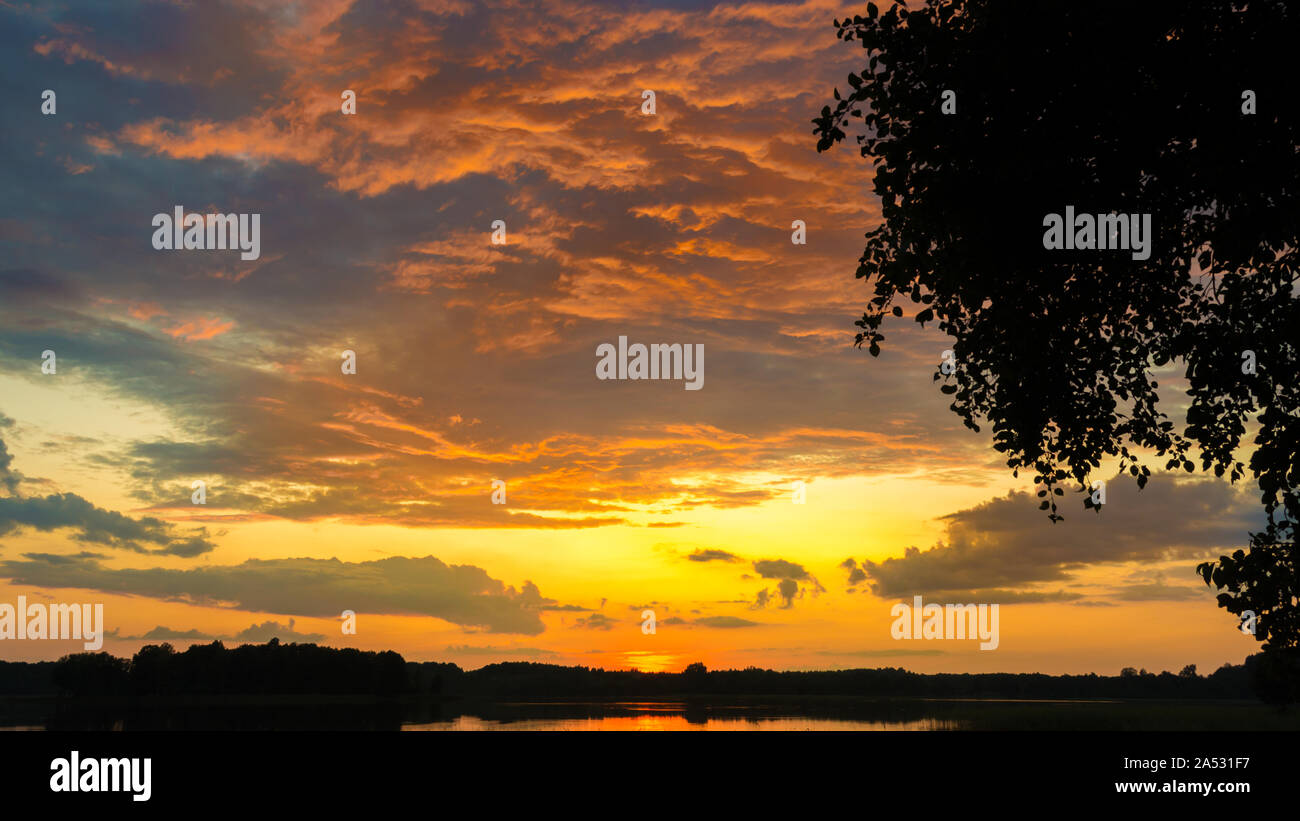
2 696 1294 731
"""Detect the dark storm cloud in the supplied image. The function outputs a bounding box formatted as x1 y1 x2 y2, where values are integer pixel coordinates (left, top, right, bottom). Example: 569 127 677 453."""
0 431 215 556
753 559 813 580
131 626 217 641
0 553 554 635
572 612 618 630
859 475 1264 599
687 548 741 562
0 426 20 495
231 618 328 644
693 615 759 628
0 491 215 557
113 618 327 644
749 557 826 609
896 589 1084 605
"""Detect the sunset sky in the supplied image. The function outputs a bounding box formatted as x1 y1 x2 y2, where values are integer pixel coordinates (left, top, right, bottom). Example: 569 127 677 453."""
0 0 1266 675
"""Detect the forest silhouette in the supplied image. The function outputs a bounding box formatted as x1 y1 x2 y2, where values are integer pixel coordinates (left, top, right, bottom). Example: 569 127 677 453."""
0 639 1281 702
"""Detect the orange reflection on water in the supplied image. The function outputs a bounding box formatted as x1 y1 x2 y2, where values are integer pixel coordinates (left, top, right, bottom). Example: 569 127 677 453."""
405 715 951 731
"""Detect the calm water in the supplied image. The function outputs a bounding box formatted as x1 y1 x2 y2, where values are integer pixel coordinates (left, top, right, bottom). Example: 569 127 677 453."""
1 697 1289 731
406 711 952 731
406 717 950 730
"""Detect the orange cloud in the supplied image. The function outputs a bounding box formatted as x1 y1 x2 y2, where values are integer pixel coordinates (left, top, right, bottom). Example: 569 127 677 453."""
164 316 236 341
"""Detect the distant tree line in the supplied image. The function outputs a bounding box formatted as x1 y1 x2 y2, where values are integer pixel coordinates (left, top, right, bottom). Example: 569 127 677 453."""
3 639 406 698
0 640 1289 704
416 659 1259 702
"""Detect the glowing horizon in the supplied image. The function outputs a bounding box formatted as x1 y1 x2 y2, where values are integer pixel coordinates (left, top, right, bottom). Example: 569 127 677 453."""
0 0 1264 676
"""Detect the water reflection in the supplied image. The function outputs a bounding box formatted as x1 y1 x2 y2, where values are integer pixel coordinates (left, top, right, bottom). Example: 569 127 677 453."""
405 700 954 729
1 697 956 730
1 696 1275 731
406 714 951 731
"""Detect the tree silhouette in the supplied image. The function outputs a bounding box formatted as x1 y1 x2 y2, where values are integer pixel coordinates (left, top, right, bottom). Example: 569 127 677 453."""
682 662 708 692
9 648 1258 706
812 0 1299 693
50 651 128 698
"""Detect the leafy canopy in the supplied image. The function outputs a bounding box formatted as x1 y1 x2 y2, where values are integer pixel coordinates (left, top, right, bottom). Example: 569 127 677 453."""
813 0 1299 649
